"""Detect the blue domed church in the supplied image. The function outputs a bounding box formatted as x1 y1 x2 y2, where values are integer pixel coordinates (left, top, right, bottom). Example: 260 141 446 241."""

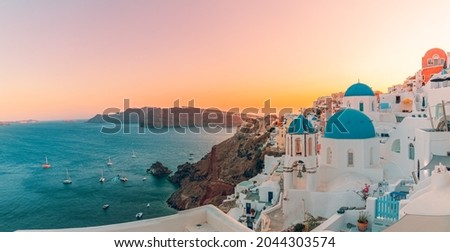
318 108 383 188
283 115 318 192
279 109 383 219
342 82 377 115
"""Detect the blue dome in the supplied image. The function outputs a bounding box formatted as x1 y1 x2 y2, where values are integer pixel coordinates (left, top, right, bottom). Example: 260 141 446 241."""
287 115 315 134
324 108 375 139
344 82 375 97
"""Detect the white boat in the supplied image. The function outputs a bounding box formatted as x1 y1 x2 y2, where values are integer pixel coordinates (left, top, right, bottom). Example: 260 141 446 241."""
63 169 72 184
102 204 109 210
107 157 113 166
146 203 150 208
99 168 105 183
42 156 51 169
136 212 143 219
119 165 128 182
132 150 137 158
142 176 147 181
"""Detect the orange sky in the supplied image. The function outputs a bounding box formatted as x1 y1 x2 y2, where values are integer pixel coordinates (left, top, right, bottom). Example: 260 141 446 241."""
1 0 450 121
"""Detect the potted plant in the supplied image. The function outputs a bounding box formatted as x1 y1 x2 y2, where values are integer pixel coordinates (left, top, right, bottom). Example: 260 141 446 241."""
357 211 369 232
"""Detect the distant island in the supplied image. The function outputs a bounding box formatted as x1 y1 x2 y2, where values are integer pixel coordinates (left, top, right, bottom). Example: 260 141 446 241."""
87 106 245 128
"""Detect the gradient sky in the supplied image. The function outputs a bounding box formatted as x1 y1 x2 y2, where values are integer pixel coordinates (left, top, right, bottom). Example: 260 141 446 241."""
1 0 450 121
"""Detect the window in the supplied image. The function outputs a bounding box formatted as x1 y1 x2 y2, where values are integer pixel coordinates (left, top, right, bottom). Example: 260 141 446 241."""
415 95 420 103
347 149 354 167
295 138 302 155
391 139 401 153
409 143 415 160
370 147 374 165
371 101 375 111
433 54 439 65
435 103 443 119
308 138 313 156
427 58 433 65
395 96 401 104
286 135 291 156
417 160 421 180
290 136 293 156
359 102 364 112
326 147 332 164
347 101 351 107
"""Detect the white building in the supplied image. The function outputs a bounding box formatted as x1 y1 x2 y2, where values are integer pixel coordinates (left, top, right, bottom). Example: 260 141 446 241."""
415 128 450 179
385 163 450 231
318 108 383 187
258 180 280 204
342 82 378 117
226 170 282 230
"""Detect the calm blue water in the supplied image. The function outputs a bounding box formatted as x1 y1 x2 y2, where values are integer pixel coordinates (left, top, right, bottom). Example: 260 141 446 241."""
0 121 233 231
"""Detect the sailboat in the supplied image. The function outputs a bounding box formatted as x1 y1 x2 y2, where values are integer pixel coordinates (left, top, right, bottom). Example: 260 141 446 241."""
107 157 113 166
102 203 110 210
42 156 51 169
119 164 128 182
63 169 72 184
131 150 137 158
136 211 143 219
99 168 105 183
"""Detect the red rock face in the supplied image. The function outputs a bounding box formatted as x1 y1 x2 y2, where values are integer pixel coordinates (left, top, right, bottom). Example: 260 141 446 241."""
200 181 235 206
167 116 275 210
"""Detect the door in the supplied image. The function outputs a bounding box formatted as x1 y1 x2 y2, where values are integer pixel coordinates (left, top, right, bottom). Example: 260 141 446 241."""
245 203 251 214
268 191 273 203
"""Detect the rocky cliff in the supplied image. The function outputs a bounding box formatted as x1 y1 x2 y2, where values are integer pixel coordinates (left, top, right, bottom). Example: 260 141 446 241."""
166 116 275 210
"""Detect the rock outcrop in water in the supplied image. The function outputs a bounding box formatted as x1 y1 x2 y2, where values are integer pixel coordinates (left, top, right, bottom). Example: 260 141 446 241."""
147 161 172 177
166 116 276 210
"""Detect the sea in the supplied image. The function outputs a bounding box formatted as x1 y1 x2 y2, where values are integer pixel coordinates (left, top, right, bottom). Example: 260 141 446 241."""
0 121 234 232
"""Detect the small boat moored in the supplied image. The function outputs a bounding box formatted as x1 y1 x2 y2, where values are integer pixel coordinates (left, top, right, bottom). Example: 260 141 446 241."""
99 168 106 183
63 169 72 184
42 156 51 169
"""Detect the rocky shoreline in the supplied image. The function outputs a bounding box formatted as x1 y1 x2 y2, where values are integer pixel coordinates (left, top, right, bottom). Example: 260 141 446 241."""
165 116 277 210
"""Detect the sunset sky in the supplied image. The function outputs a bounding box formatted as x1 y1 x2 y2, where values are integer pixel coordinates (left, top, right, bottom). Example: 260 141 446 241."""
1 0 450 121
